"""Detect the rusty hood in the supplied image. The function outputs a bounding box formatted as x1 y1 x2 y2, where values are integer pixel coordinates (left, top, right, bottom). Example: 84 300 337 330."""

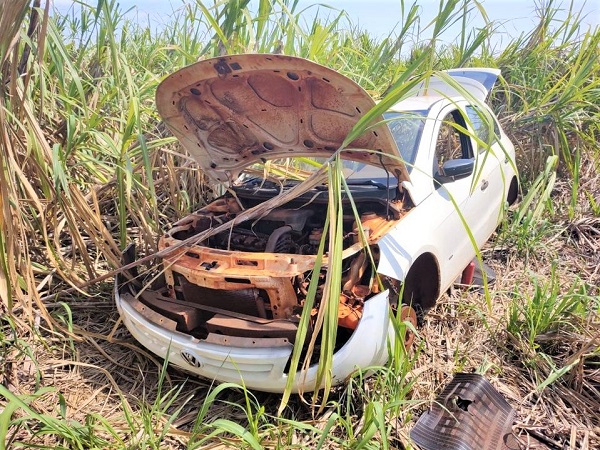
156 54 410 184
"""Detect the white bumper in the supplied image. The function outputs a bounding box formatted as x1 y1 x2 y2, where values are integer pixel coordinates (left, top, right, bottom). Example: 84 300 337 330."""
115 285 393 393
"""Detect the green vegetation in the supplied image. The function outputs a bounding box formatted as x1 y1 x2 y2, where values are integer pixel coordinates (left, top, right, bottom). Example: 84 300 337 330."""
1 0 598 448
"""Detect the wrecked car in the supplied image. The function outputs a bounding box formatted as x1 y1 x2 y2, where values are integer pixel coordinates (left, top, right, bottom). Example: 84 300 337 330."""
115 54 518 393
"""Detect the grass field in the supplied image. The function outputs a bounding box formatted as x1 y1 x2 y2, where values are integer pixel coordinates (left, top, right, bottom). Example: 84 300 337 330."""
0 0 599 448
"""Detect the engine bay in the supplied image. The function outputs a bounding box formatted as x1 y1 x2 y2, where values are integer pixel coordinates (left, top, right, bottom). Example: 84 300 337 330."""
123 183 408 348
167 186 402 255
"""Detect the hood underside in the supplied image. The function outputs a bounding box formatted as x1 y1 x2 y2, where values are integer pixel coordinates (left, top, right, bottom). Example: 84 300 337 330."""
156 54 410 184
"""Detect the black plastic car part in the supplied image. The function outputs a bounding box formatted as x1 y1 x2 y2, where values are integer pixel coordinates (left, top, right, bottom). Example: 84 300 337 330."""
411 373 517 450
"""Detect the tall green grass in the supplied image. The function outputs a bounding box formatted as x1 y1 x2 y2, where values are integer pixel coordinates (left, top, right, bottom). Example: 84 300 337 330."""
1 0 599 447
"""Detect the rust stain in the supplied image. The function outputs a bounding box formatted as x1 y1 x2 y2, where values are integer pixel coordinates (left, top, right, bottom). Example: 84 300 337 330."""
156 54 411 182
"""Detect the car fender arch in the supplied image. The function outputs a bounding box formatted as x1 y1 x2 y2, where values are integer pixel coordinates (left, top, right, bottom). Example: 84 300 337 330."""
376 237 442 310
400 252 441 310
507 175 519 206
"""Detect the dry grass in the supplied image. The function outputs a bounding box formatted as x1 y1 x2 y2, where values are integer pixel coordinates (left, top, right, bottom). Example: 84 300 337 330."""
410 258 599 449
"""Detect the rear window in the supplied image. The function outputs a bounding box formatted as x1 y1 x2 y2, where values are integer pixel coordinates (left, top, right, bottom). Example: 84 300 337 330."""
465 105 500 151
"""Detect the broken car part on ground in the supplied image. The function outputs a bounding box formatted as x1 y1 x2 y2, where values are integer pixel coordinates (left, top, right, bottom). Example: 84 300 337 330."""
411 373 517 450
115 54 518 392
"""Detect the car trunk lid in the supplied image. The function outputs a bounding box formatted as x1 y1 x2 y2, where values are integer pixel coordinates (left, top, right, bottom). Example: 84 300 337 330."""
412 68 500 102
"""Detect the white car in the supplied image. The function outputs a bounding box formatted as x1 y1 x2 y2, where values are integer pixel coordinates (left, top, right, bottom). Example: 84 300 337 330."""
115 54 518 393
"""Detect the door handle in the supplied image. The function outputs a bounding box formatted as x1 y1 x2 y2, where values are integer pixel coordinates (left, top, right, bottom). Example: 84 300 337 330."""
481 179 489 191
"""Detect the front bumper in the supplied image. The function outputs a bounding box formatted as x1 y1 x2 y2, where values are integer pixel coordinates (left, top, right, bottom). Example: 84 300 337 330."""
114 280 394 393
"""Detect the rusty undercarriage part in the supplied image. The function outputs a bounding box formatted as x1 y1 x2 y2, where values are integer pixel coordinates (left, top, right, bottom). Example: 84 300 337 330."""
456 258 497 288
337 297 363 329
400 304 417 348
411 373 517 450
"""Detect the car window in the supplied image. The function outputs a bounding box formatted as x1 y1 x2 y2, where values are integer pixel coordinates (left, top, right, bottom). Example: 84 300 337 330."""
434 110 473 176
383 111 427 170
465 105 500 152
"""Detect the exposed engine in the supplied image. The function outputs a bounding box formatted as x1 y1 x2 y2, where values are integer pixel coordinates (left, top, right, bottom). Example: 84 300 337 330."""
209 207 315 254
212 226 294 253
152 192 404 339
168 194 393 256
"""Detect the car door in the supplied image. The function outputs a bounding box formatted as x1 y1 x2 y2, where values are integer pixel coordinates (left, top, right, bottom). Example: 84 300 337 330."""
428 106 481 287
464 104 506 241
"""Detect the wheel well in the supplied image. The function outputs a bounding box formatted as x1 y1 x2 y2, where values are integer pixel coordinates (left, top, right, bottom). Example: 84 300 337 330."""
402 253 440 310
507 176 519 206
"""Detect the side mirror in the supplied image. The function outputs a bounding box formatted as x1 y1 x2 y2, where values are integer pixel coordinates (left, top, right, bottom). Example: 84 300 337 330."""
434 158 474 185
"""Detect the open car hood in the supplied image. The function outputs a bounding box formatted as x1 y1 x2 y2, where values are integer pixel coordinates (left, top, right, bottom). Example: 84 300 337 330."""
156 54 410 184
